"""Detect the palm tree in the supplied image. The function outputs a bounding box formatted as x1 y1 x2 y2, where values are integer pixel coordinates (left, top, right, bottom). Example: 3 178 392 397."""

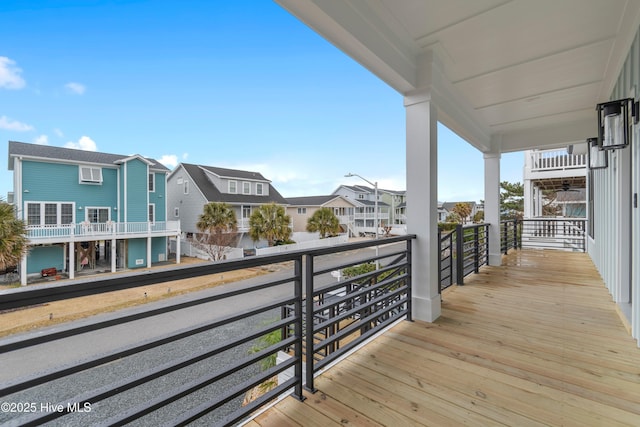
306 207 341 238
194 202 238 261
249 203 291 246
0 199 28 270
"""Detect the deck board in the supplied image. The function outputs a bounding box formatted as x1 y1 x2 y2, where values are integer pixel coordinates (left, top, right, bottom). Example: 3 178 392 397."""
249 250 640 426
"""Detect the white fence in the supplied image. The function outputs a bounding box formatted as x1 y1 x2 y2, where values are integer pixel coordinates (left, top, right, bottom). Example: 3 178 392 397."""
255 234 349 256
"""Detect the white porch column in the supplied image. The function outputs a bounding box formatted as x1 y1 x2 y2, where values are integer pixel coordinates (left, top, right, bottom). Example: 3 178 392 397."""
176 236 181 264
147 237 152 268
484 153 502 266
68 243 75 280
405 89 440 322
20 255 27 286
111 238 117 272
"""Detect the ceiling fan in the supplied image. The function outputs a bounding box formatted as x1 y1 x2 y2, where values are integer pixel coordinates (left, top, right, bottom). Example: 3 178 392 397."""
559 180 580 192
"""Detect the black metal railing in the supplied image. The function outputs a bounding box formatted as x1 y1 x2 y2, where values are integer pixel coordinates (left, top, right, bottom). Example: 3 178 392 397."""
301 236 413 392
438 223 490 291
0 235 414 426
520 218 586 252
501 219 521 254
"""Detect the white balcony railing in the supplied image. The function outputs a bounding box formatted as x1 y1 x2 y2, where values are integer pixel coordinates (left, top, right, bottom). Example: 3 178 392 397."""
528 148 587 172
26 221 181 241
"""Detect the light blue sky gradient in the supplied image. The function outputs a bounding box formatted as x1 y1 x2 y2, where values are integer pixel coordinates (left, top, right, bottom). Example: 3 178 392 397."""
1 0 523 204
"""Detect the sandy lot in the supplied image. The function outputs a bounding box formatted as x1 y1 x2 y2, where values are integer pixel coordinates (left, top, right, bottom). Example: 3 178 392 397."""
0 257 269 338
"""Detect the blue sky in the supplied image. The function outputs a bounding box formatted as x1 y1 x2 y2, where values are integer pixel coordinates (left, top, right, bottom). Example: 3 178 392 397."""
1 0 523 203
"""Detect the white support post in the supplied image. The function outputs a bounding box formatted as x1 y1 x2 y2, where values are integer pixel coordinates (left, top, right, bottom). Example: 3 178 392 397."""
111 238 117 272
147 237 152 268
20 255 27 286
68 243 75 280
405 88 440 322
484 152 502 266
175 235 181 264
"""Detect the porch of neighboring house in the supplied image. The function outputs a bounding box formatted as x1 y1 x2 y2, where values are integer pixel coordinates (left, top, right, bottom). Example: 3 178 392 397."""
247 249 640 426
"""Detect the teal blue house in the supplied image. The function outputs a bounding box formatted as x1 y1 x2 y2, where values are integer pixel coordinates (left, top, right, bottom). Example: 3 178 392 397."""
8 141 181 285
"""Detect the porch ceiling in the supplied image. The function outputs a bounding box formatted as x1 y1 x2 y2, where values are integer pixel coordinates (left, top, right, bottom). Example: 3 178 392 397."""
276 0 640 153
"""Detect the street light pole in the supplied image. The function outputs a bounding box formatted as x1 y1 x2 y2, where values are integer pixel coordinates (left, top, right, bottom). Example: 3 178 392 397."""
345 173 379 269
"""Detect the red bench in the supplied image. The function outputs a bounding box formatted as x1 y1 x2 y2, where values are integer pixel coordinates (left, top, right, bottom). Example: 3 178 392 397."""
41 267 57 277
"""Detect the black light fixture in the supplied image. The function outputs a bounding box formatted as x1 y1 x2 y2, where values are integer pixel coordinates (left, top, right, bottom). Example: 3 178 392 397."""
587 137 607 169
596 98 638 150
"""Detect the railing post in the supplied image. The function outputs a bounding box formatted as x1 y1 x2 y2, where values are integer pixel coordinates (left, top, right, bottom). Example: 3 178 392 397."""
293 255 304 401
304 253 316 393
406 237 412 321
503 221 508 254
473 226 480 273
455 224 464 285
437 228 442 294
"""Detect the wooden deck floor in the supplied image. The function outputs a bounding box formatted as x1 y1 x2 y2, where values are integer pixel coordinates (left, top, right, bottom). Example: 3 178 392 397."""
246 250 640 427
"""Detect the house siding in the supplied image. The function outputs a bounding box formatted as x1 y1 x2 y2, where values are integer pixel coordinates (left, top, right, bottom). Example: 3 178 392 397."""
21 161 118 221
588 27 640 344
27 245 64 274
149 172 166 221
124 159 148 222
167 165 208 235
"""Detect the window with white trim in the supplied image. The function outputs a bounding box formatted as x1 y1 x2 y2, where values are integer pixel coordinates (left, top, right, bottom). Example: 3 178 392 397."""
149 203 155 223
87 207 109 223
174 207 179 217
243 182 251 194
184 180 189 194
297 208 306 214
26 202 74 225
79 166 102 183
149 173 155 192
256 183 263 195
229 180 237 194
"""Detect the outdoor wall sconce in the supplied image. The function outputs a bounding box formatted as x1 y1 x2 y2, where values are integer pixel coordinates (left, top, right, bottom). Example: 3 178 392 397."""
596 98 638 150
588 137 607 169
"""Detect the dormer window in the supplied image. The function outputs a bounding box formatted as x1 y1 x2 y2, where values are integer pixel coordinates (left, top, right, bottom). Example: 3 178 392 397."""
79 166 102 183
256 183 263 195
229 180 237 194
243 182 251 194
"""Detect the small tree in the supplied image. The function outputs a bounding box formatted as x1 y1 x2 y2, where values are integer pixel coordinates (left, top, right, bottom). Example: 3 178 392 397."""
192 202 238 261
451 202 472 224
306 207 340 238
472 210 484 223
249 203 291 246
445 212 461 224
0 199 28 271
500 181 524 220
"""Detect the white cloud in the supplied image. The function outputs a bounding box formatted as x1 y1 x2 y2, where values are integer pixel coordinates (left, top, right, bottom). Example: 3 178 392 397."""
53 128 64 137
0 57 26 89
65 136 97 151
182 152 189 160
158 154 178 168
0 115 33 131
65 82 86 95
33 135 49 145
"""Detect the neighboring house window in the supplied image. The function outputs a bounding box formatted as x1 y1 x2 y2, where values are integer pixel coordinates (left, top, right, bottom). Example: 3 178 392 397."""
79 166 102 183
87 207 109 223
61 204 73 224
26 202 74 225
297 208 306 214
149 173 155 192
174 207 179 217
242 205 251 219
27 203 41 225
177 177 183 185
229 181 237 193
256 183 263 195
358 194 365 199
184 180 189 194
243 182 251 194
44 203 57 225
149 204 155 223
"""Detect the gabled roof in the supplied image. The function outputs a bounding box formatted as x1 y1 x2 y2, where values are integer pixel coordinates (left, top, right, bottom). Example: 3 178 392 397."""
8 140 169 172
286 195 355 207
179 163 288 205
